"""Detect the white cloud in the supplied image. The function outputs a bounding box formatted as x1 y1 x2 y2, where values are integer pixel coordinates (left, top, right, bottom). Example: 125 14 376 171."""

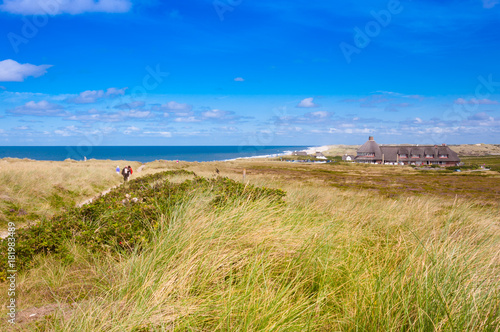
174 116 200 122
66 111 119 122
120 110 150 118
158 101 193 118
329 127 373 134
124 126 140 134
67 107 153 123
71 90 105 104
68 87 127 104
54 125 116 136
144 131 172 137
274 111 333 125
54 125 79 137
218 126 238 132
0 0 132 15
8 100 65 116
0 59 52 82
202 109 227 119
454 98 498 105
161 101 192 111
468 112 493 121
308 111 329 118
105 87 127 96
296 97 320 108
234 77 245 82
114 101 145 109
415 117 423 123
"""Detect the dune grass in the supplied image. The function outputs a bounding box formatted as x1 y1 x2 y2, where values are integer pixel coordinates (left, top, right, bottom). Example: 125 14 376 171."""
1 165 498 331
0 159 147 228
461 155 500 172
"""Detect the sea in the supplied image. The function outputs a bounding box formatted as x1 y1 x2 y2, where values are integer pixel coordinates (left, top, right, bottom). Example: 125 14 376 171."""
0 146 309 163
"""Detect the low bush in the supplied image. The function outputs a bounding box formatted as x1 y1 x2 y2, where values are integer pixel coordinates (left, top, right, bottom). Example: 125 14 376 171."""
446 164 481 171
0 170 286 281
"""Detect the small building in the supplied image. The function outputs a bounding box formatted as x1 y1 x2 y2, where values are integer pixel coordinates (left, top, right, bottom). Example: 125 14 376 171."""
315 151 327 159
292 151 308 156
342 154 355 161
354 136 460 166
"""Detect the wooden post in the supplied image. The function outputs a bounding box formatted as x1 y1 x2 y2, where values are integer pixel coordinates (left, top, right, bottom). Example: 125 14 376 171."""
243 169 246 182
382 153 384 164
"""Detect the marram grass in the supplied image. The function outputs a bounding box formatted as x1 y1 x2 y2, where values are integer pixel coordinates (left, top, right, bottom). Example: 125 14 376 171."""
1 170 499 331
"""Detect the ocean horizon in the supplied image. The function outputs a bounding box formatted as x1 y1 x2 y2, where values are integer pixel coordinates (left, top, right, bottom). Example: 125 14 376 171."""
0 146 310 163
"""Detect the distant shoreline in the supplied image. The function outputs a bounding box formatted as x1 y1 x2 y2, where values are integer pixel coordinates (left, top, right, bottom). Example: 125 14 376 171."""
228 145 329 161
0 146 310 163
1 144 499 162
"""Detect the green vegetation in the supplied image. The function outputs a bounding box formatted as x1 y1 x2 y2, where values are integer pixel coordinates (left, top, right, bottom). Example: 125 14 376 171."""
275 155 339 162
0 170 285 279
0 159 142 228
1 159 499 330
460 155 500 172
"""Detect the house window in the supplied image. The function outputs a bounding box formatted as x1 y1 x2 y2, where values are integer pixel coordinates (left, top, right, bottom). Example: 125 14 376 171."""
425 154 433 158
411 154 420 158
400 154 408 158
439 154 448 158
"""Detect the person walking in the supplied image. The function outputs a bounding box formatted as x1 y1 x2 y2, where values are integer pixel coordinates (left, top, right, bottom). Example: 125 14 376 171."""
116 165 120 174
121 166 130 182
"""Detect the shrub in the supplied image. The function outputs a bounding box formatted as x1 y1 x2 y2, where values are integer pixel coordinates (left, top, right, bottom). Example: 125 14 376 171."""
0 171 286 280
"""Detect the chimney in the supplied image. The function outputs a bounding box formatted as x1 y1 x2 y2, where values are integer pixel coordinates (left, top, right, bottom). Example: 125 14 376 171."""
368 136 374 141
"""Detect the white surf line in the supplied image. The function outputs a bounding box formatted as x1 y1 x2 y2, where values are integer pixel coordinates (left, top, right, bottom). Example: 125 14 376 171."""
301 145 330 155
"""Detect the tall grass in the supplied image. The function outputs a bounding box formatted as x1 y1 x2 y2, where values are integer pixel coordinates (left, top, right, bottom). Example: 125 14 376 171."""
0 159 145 227
10 181 498 331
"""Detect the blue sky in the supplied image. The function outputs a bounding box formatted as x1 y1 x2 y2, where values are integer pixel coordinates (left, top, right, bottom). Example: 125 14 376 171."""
0 0 499 146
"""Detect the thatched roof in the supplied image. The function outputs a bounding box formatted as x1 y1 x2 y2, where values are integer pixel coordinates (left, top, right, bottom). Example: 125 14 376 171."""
354 137 460 163
357 138 382 159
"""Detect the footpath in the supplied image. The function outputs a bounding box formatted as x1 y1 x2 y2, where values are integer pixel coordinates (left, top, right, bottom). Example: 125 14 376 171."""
0 165 147 239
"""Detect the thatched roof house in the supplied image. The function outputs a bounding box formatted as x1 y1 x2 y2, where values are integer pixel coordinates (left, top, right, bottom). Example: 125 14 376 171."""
314 151 327 159
354 136 460 166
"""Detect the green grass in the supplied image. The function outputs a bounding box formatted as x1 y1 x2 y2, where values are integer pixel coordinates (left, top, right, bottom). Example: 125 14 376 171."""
460 155 500 172
2 169 499 331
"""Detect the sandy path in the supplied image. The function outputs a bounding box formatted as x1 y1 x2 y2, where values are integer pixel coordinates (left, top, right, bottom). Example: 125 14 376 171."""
76 184 121 208
77 165 144 207
1 167 149 238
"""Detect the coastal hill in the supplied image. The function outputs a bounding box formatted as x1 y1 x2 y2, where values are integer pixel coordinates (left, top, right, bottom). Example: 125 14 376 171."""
0 156 499 329
321 143 500 157
448 143 500 156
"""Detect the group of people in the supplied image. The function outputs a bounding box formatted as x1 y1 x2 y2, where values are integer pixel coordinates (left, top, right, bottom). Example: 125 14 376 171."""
116 165 133 181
